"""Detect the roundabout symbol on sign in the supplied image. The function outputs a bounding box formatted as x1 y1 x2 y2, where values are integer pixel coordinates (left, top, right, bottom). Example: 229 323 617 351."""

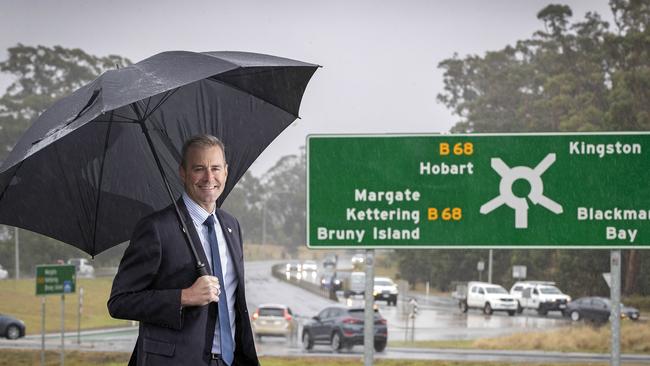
480 153 563 229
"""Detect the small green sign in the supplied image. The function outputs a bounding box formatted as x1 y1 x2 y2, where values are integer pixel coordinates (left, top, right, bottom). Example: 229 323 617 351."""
36 265 76 295
307 132 650 248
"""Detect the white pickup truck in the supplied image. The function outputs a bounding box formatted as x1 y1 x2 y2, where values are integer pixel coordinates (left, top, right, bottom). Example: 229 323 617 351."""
458 281 518 316
67 258 95 278
510 281 571 315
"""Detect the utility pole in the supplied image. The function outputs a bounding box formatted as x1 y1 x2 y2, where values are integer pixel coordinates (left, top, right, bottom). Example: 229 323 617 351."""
261 200 266 246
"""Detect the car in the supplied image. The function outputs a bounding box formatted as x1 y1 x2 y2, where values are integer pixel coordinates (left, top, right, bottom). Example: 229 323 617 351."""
251 304 297 342
564 296 640 323
322 254 338 269
344 271 366 297
320 272 342 291
302 306 387 352
67 258 94 278
0 314 25 339
461 281 518 316
0 265 8 280
302 260 318 272
510 281 571 315
373 277 399 306
351 253 365 265
285 261 302 272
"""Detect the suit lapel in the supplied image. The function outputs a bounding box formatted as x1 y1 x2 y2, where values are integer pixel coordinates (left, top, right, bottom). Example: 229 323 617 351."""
215 209 243 281
176 198 212 274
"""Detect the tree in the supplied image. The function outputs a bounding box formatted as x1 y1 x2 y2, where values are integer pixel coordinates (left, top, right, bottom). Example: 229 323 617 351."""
261 147 306 250
435 1 650 295
0 44 131 162
222 171 264 243
0 45 131 275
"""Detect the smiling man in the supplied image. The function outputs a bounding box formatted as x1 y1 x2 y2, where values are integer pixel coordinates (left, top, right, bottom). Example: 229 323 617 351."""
108 135 259 366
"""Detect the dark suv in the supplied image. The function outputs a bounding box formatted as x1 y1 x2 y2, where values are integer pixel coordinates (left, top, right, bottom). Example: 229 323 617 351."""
302 306 387 352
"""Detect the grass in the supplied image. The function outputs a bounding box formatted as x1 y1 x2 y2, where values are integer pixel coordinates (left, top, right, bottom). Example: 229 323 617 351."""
390 321 650 354
0 350 637 366
0 278 129 335
473 320 650 354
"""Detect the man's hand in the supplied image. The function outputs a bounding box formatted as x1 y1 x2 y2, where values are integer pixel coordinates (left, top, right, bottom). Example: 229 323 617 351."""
181 275 220 307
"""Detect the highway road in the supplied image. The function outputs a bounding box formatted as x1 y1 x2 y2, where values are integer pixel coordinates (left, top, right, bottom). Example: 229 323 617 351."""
2 259 649 364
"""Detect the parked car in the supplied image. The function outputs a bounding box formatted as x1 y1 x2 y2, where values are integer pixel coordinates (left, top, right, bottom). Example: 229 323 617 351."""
510 281 571 315
460 281 517 316
373 277 399 306
67 258 94 278
0 314 25 339
251 304 297 342
302 306 387 352
0 265 8 280
565 297 640 323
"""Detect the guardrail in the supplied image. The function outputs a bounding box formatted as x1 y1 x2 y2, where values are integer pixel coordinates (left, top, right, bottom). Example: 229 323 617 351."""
270 264 338 301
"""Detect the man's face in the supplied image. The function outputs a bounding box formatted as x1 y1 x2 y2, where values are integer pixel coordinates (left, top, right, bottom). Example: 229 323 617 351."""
179 145 228 213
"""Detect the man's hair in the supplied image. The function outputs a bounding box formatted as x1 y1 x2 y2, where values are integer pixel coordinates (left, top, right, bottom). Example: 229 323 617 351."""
180 134 226 168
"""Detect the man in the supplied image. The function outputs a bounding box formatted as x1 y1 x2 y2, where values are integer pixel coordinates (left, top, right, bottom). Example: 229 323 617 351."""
108 135 259 366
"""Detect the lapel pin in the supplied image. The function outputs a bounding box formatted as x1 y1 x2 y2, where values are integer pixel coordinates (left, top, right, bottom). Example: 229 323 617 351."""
227 227 232 233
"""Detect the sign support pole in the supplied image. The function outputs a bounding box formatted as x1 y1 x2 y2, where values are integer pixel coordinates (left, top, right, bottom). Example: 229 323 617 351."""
14 227 19 280
611 250 621 366
41 296 45 366
61 294 65 366
363 249 375 366
488 249 493 283
77 287 83 344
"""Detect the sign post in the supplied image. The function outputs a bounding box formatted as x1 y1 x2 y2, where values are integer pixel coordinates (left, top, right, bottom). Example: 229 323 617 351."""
363 249 375 366
36 264 76 366
611 250 621 366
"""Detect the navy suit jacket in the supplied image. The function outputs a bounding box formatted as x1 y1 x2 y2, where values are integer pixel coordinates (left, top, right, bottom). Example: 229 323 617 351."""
108 199 259 366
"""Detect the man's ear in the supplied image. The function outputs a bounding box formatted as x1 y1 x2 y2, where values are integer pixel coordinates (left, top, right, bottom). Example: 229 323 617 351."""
224 164 228 179
179 165 186 181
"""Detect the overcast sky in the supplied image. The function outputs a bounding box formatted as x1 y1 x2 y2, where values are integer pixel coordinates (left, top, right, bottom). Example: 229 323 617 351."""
0 0 613 176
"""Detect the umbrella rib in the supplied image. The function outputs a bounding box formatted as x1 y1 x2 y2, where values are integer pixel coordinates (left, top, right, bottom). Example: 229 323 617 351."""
141 88 180 121
207 75 299 119
0 160 25 203
91 110 115 254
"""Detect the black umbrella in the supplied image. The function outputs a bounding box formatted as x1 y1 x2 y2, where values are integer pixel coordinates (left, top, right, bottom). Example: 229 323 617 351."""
0 50 318 275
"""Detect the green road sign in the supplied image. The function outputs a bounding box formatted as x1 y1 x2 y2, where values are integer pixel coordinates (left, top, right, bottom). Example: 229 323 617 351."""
307 132 650 248
36 265 76 295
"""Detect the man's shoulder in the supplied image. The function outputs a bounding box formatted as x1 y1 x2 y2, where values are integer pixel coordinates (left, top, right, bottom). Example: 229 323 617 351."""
136 203 177 226
216 207 239 225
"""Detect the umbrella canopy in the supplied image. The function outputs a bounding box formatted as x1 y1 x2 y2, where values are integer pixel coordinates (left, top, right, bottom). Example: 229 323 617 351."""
0 51 318 256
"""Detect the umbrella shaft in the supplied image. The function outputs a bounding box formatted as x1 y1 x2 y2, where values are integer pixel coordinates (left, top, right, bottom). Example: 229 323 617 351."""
133 104 208 277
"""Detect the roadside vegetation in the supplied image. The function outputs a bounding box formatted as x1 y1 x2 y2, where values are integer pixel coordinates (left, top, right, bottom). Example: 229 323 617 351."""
391 321 650 354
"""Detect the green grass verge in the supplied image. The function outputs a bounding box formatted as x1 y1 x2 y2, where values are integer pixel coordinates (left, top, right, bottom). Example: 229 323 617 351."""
0 350 632 366
0 278 129 334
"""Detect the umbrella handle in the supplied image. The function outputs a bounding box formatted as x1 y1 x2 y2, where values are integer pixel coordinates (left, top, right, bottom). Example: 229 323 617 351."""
197 264 210 277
